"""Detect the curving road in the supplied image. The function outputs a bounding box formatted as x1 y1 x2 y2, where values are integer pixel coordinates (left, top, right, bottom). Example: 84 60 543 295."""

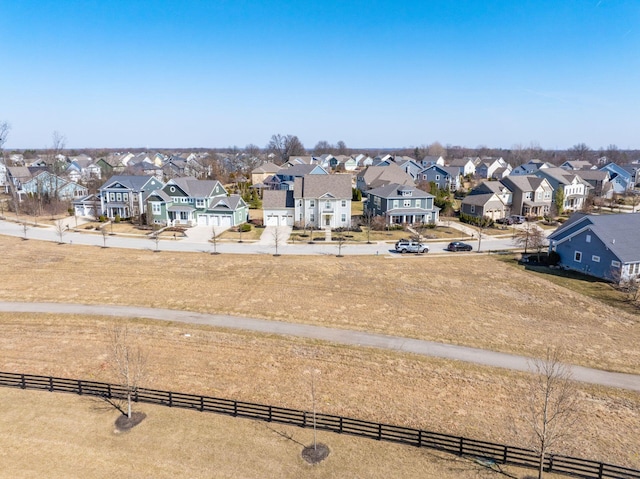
1 301 638 392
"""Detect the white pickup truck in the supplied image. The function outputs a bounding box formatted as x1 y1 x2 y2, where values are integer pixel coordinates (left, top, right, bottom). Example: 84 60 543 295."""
394 239 429 254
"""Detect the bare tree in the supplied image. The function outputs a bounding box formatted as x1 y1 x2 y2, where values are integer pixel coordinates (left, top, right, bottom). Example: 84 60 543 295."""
526 347 579 479
109 324 146 420
335 234 346 257
54 219 67 244
267 133 305 164
210 225 220 254
513 222 535 253
150 229 161 252
272 226 283 256
336 140 348 155
48 131 67 217
101 227 109 248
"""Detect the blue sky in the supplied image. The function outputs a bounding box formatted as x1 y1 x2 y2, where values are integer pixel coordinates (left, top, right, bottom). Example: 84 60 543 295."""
1 0 638 150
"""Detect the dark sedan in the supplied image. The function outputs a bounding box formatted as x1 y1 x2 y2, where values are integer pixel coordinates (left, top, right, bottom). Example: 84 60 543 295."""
447 241 473 252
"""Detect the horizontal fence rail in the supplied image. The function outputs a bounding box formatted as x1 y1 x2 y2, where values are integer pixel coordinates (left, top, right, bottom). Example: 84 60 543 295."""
0 371 638 479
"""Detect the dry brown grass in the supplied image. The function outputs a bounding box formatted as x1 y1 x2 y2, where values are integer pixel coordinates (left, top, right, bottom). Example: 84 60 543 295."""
0 235 637 374
1 312 639 470
0 387 565 479
0 235 639 470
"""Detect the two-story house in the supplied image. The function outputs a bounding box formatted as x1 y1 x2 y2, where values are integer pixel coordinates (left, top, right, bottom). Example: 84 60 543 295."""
501 175 553 217
356 163 415 193
534 167 591 212
293 174 352 228
364 183 439 225
99 175 164 220
419 164 461 191
147 177 247 227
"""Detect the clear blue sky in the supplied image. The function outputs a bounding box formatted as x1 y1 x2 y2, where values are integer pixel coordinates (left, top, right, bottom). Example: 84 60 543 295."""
1 0 638 150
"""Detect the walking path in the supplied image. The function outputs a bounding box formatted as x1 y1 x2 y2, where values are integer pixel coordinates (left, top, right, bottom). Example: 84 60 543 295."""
1 301 638 392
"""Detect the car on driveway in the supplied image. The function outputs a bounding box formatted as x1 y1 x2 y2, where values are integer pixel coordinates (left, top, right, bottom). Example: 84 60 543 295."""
395 239 429 254
447 241 472 252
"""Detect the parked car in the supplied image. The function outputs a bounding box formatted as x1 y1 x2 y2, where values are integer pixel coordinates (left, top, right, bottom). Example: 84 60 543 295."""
509 215 526 224
495 217 514 225
447 241 473 252
395 239 429 254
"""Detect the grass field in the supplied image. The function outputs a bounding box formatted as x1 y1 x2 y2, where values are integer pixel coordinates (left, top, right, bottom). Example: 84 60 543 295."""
0 387 568 479
0 235 639 472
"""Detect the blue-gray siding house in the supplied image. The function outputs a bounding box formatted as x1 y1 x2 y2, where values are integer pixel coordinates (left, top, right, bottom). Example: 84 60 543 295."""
364 183 439 225
548 213 640 283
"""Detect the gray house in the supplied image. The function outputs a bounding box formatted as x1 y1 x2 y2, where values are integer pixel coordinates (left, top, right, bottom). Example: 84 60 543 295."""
419 165 461 191
548 213 640 283
364 183 439 225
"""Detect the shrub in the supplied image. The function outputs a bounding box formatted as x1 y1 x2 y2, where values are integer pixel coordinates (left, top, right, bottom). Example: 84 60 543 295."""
67 208 74 216
98 215 106 223
240 223 252 232
548 250 561 266
114 214 121 223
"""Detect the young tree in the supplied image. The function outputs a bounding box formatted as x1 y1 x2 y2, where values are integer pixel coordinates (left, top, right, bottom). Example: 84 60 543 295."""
555 188 565 216
101 227 109 248
149 229 160 252
272 226 283 256
513 222 534 253
109 324 146 420
210 225 220 254
474 216 492 253
526 347 579 479
335 234 346 257
21 221 30 240
54 219 66 244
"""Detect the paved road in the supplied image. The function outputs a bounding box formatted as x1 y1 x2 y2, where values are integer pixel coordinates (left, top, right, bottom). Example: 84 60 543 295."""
0 218 519 255
1 301 638 392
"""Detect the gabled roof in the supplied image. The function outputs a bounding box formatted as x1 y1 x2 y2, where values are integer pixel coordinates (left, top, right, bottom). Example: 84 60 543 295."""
536 167 588 186
461 192 502 207
366 183 433 200
279 164 327 177
448 158 474 167
209 195 244 210
168 177 223 197
293 174 352 199
262 190 295 209
359 163 415 188
472 180 509 195
549 213 640 263
252 162 281 174
501 175 547 192
100 175 158 191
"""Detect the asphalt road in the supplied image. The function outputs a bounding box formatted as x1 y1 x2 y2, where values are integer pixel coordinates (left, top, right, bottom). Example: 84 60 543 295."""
1 301 638 392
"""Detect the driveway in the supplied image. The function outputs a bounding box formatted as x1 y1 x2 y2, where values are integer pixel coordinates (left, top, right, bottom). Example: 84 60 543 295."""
1 301 638 393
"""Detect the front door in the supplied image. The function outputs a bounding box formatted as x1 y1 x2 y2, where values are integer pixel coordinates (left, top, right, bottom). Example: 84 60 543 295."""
325 215 331 226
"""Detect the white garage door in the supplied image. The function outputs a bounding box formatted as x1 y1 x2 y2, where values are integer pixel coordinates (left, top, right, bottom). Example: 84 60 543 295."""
197 215 210 226
281 215 294 226
265 214 279 226
219 215 232 227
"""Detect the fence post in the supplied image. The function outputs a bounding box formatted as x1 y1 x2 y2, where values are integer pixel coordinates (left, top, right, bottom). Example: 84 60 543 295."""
268 406 272 422
78 380 83 395
233 401 237 417
598 462 604 479
302 411 307 427
378 423 382 440
417 430 422 448
548 454 553 472
21 374 25 389
502 445 508 464
49 377 54 392
107 384 111 399
200 396 204 412
459 437 464 456
168 391 173 407
339 417 343 434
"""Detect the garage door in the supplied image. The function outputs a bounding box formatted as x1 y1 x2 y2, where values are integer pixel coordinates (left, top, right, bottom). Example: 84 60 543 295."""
265 214 279 226
280 215 294 226
197 215 210 226
219 216 232 227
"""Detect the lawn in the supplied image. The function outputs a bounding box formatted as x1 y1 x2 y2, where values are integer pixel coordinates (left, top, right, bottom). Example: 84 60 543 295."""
0 388 567 479
0 235 639 470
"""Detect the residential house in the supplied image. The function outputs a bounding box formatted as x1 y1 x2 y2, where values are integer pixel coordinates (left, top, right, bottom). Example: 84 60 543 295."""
285 156 314 167
420 156 445 168
364 183 439 226
600 163 633 192
534 167 591 212
560 160 593 170
510 159 551 176
475 157 509 179
146 177 247 227
448 158 477 177
419 164 461 191
574 169 611 198
293 174 352 228
264 164 328 191
0 159 7 190
460 193 508 221
72 193 102 218
7 167 87 201
501 175 553 217
548 213 640 283
352 154 373 168
262 190 295 226
393 157 423 181
99 175 164 220
251 162 281 186
356 163 415 193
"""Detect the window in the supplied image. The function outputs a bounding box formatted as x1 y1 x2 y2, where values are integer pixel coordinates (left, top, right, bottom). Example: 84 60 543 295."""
196 199 205 208
325 201 331 209
116 193 122 202
586 234 591 243
374 197 381 207
612 260 621 268
109 193 115 201
180 211 189 220
341 200 346 207
393 200 399 208
592 255 600 263
341 214 346 222
310 200 315 207
123 193 128 201
151 202 161 214
574 251 582 262
403 200 411 207
631 263 640 275
435 175 440 181
310 213 315 222
470 205 475 213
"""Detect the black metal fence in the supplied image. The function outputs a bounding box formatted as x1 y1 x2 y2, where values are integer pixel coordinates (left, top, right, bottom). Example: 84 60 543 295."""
1 371 638 479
